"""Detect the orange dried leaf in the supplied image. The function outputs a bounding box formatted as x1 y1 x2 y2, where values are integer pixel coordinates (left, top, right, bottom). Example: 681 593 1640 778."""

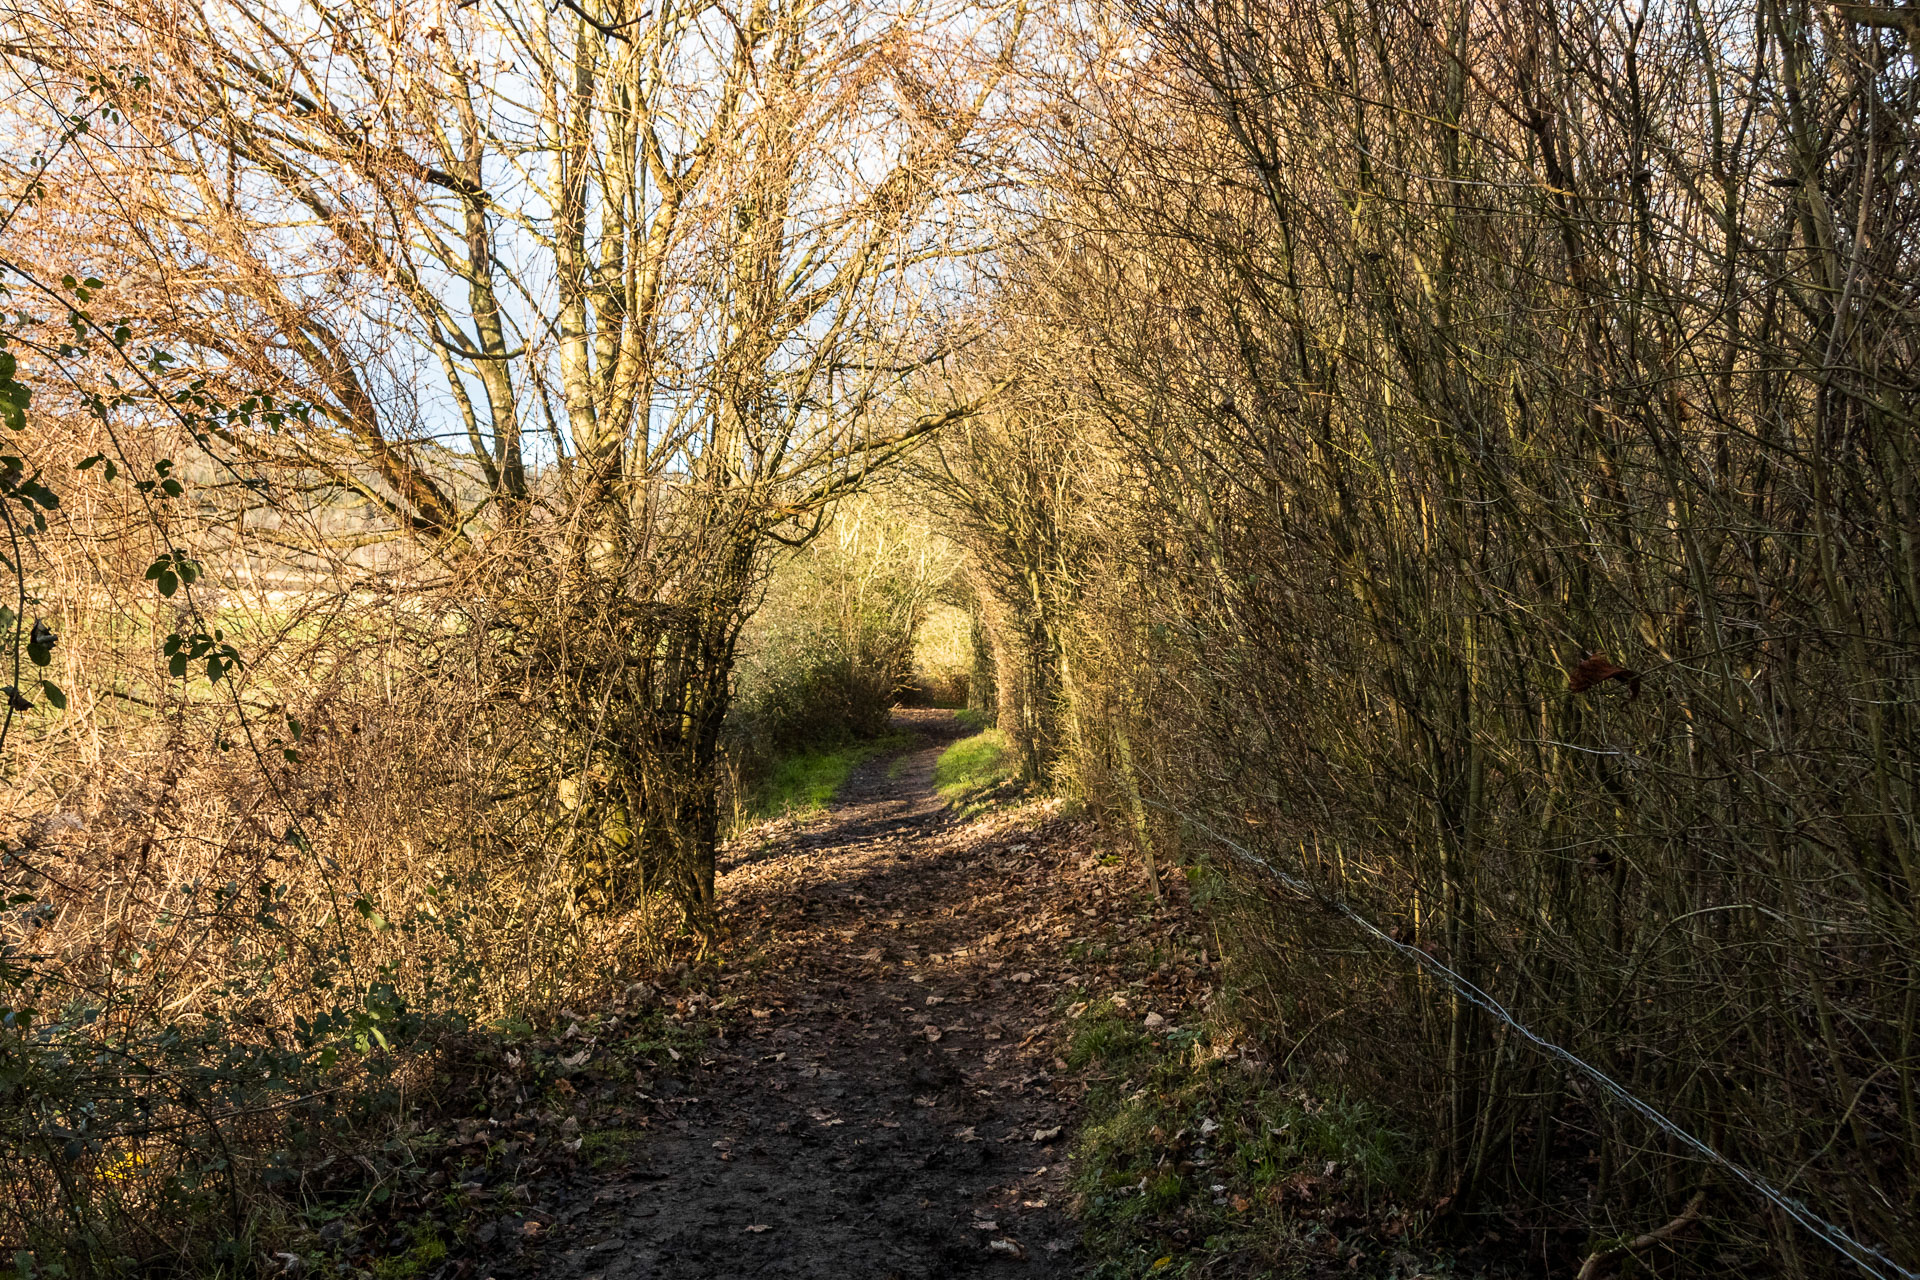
1570 652 1641 699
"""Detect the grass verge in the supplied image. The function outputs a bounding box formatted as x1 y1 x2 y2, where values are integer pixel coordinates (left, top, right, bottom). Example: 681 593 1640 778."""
742 732 910 825
933 728 1019 815
1065 1000 1452 1279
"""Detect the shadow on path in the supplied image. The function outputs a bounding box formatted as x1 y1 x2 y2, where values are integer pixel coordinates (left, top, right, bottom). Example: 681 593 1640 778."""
513 709 1089 1280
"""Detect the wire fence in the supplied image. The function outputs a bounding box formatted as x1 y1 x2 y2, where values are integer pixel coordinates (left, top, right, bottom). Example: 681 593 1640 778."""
1148 798 1918 1280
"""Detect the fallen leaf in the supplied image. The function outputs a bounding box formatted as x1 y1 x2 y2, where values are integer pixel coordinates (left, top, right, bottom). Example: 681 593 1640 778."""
988 1238 1026 1258
744 1223 770 1233
1143 1012 1166 1031
923 1024 943 1042
954 1126 979 1142
1010 972 1035 984
1032 1126 1062 1142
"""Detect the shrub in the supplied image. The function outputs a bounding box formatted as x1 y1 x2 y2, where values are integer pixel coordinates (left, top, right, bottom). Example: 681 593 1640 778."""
730 497 961 755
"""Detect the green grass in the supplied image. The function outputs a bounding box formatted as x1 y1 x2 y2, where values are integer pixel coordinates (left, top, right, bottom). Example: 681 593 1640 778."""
952 707 989 733
579 1126 647 1171
933 727 1017 813
371 1226 446 1279
1065 1001 1422 1278
742 732 909 824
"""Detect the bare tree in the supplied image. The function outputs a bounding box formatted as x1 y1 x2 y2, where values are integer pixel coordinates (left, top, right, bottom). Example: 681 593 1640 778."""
2 0 1026 924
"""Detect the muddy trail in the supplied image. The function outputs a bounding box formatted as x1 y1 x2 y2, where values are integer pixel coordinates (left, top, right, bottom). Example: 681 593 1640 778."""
469 709 1209 1280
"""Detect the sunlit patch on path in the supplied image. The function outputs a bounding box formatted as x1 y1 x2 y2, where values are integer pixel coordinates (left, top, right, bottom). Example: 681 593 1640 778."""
486 708 1199 1280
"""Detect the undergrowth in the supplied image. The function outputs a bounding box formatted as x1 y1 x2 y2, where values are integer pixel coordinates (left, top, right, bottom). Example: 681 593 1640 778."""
252 983 718 1280
1065 1000 1467 1279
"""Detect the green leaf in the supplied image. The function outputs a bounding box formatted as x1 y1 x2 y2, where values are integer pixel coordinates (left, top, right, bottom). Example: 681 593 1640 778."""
0 360 28 432
39 680 65 710
157 569 178 597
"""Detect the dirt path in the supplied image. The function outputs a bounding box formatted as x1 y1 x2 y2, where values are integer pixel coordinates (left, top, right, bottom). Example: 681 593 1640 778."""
494 709 1180 1280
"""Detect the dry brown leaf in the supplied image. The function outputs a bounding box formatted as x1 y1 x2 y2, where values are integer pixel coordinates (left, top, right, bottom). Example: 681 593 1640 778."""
1569 652 1641 699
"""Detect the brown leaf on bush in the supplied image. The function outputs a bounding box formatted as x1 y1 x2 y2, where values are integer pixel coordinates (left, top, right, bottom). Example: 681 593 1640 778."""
1569 652 1641 699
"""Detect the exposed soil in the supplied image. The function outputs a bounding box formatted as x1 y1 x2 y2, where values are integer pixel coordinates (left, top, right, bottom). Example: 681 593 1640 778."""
476 708 1205 1280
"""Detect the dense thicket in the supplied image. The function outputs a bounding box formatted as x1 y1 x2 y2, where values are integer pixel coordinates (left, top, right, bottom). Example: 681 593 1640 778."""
948 0 1920 1272
0 0 1019 1266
